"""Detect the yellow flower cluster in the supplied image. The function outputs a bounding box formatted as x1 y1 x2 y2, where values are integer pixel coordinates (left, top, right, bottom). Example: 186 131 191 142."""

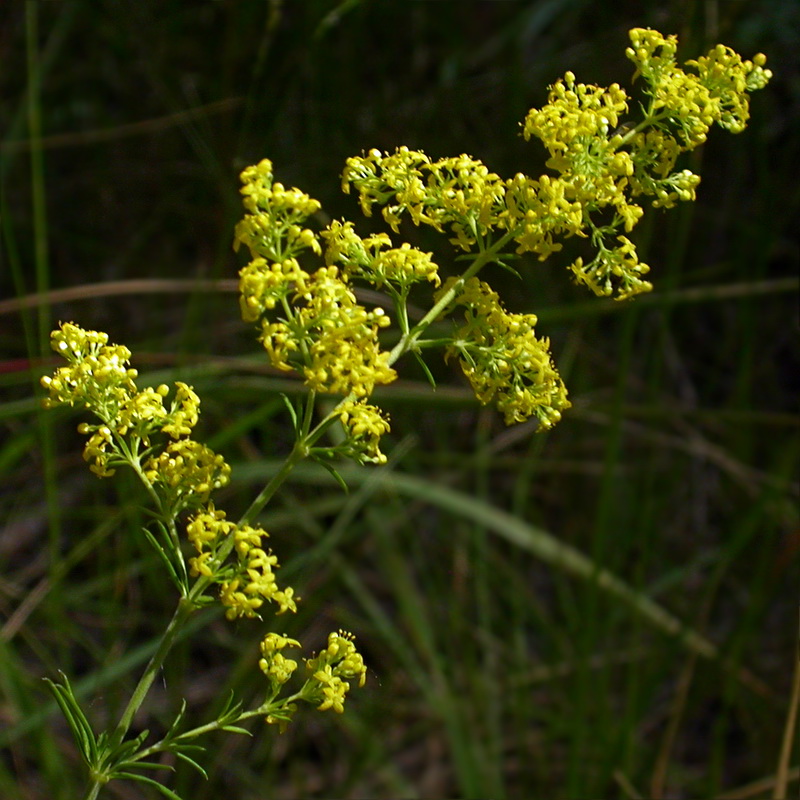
626 28 772 143
299 268 396 398
337 399 391 464
569 235 652 301
502 173 584 259
41 324 230 498
304 630 367 714
256 630 367 727
42 323 138 420
240 256 397 397
523 72 629 167
321 220 440 290
235 168 398 403
234 159 322 262
514 28 771 299
238 257 309 322
252 265 396 398
342 147 507 250
440 278 570 428
186 505 297 620
231 28 769 434
259 632 301 689
161 382 201 438
144 440 230 508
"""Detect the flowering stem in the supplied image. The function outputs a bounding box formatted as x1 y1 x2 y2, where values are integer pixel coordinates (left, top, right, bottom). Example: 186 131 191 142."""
237 390 317 527
100 222 523 774
613 99 669 149
237 439 310 527
134 699 295 760
386 228 517 366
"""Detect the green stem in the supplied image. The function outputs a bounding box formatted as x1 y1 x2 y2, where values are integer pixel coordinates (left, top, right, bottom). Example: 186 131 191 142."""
386 229 516 365
614 101 669 150
235 389 317 528
83 783 101 800
237 437 311 528
108 598 196 750
133 690 308 763
120 436 163 512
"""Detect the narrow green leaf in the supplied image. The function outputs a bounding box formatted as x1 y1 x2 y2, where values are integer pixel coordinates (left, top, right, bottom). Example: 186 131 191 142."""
495 258 522 279
215 690 238 720
219 725 252 736
108 728 150 763
412 351 437 390
142 528 183 593
218 702 244 725
313 456 349 493
43 675 97 764
171 743 205 754
114 772 184 800
280 393 298 430
173 750 209 780
117 761 174 772
164 699 188 740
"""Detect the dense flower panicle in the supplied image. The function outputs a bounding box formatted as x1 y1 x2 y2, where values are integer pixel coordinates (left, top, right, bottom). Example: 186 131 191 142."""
502 173 584 259
342 147 507 250
259 633 301 689
114 385 169 438
337 399 391 464
234 168 398 399
41 323 138 415
523 73 629 162
161 382 201 438
626 28 772 143
304 631 367 714
440 278 570 429
145 439 231 509
186 506 298 620
239 257 311 322
232 28 769 430
521 80 650 297
321 219 440 290
41 324 221 482
372 243 441 288
254 266 397 398
235 158 322 262
569 235 652 300
516 30 770 300
341 146 432 220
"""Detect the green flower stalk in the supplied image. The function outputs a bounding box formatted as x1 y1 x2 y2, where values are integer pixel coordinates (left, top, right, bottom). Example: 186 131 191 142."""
38 28 770 799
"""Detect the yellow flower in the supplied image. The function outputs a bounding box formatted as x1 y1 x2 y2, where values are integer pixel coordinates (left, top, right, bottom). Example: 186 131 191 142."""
259 633 301 688
440 278 570 429
234 158 322 262
303 631 367 714
144 439 231 509
254 265 397 398
338 399 391 464
41 323 138 418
